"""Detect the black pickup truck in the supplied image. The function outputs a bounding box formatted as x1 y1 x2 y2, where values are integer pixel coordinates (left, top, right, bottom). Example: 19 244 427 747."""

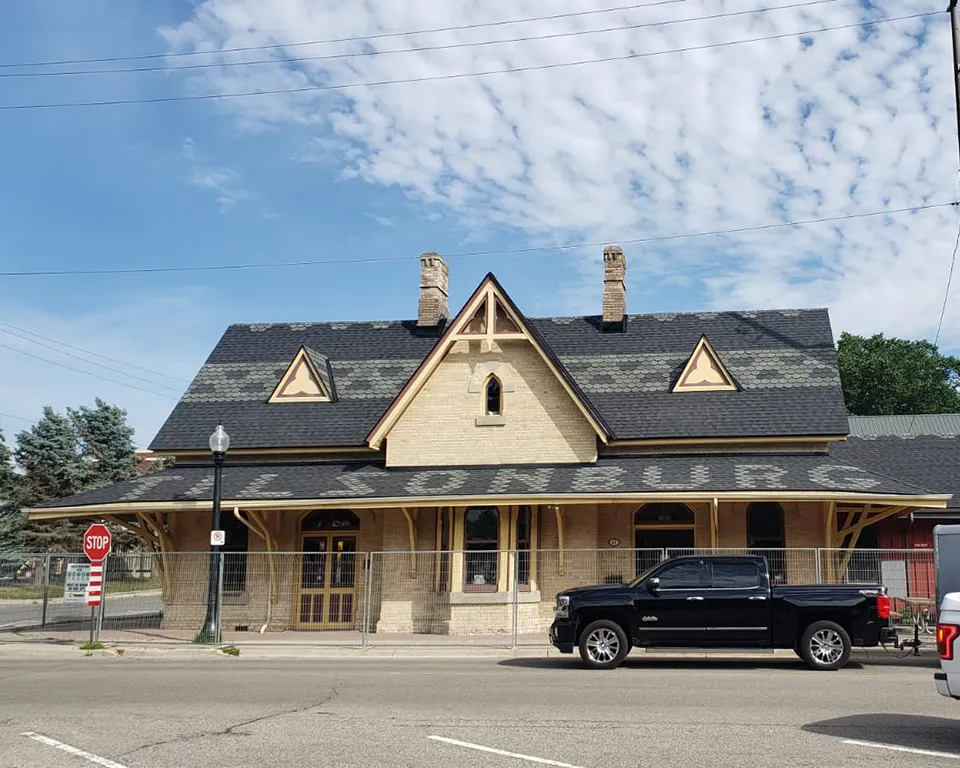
549 555 895 670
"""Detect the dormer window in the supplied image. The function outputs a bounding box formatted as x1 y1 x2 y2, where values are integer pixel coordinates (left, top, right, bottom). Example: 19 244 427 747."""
485 375 502 416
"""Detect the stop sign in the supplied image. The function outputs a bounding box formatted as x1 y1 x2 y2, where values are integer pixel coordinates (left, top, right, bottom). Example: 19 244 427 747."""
83 523 112 562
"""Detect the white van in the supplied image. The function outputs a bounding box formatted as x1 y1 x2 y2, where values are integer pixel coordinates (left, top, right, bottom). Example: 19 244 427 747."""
936 592 960 700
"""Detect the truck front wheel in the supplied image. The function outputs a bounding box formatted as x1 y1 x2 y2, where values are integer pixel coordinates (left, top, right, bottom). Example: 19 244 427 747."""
798 620 851 670
578 620 629 670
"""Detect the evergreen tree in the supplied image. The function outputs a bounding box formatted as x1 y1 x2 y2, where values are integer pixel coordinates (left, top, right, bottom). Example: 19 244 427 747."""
15 407 94 552
70 398 137 485
0 428 22 552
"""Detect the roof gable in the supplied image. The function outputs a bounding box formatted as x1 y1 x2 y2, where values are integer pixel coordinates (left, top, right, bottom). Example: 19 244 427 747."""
268 346 334 403
366 273 610 449
672 336 738 392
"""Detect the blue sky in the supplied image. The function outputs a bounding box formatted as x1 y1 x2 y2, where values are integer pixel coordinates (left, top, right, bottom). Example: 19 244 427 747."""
0 0 956 446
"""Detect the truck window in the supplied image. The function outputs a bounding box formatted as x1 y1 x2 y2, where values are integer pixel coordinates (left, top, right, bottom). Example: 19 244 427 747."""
711 562 760 589
658 561 705 589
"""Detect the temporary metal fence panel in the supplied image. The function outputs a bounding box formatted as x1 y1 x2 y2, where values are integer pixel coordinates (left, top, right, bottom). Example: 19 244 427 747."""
0 547 943 646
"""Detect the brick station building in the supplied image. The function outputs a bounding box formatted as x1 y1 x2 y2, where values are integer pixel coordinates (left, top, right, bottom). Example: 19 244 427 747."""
28 248 955 636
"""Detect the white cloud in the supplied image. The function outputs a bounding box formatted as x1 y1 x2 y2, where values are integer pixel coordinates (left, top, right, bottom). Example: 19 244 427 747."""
160 1 959 344
0 293 219 448
179 137 251 211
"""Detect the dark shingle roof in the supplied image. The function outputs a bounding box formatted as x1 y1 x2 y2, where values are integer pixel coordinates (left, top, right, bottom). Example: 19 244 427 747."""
831 415 960 509
37 452 930 510
150 307 849 451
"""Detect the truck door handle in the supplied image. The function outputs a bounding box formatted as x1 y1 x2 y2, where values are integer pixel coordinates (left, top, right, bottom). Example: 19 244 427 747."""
686 596 704 601
748 596 767 601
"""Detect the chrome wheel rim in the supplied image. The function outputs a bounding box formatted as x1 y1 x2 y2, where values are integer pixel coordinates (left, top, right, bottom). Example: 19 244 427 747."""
810 629 844 665
586 628 620 664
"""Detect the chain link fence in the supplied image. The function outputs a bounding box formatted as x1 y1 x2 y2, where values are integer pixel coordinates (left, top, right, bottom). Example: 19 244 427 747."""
0 547 937 646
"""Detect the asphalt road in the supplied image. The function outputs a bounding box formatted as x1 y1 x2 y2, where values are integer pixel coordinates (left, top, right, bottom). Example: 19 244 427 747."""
0 650 958 768
0 592 161 632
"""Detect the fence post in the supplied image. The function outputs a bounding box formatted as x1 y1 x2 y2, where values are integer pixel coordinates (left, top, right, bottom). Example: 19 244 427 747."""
215 551 225 645
362 552 373 651
40 554 51 629
511 551 519 650
815 549 822 583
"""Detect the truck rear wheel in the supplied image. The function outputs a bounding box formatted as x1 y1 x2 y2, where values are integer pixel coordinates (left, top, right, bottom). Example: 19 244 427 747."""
578 620 629 670
798 620 851 670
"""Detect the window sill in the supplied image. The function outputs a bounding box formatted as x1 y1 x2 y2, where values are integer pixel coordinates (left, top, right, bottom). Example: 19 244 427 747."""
475 415 506 426
443 590 541 605
222 591 249 605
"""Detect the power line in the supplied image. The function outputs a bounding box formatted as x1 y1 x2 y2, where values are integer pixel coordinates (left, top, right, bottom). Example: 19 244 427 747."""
0 320 190 384
0 201 953 278
0 411 35 425
0 327 183 392
0 0 838 80
934 217 960 347
0 343 179 399
0 12 935 112
0 0 692 69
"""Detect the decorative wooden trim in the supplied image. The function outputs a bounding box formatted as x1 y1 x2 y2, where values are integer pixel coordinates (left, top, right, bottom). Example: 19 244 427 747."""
710 497 719 549
268 346 331 403
27 492 950 519
366 274 609 448
402 507 418 578
672 336 738 392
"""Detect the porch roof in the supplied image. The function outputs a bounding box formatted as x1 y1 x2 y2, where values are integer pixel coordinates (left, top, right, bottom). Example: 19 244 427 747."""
28 453 949 518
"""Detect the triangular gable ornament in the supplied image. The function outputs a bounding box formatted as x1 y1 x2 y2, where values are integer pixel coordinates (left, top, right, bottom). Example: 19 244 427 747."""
268 347 331 402
672 336 738 392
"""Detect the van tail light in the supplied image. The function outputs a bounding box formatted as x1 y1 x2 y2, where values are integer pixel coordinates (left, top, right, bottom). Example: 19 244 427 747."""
937 624 959 661
876 595 890 619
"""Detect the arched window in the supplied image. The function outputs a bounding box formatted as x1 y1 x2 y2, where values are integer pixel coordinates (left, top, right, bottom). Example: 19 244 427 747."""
485 375 502 416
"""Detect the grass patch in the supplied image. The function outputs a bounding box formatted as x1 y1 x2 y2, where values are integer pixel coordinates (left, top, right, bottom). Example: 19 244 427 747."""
192 631 215 645
0 578 162 601
79 641 105 651
219 645 240 657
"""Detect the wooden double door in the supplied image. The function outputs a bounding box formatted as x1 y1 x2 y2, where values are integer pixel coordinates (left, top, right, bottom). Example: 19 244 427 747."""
297 534 358 629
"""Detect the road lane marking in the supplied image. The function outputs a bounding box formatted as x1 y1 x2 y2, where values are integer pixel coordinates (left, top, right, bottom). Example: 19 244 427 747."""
843 739 960 760
428 735 587 768
20 732 131 768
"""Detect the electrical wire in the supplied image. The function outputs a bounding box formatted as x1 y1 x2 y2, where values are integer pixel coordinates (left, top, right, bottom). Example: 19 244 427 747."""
0 344 179 400
0 327 183 392
0 12 935 111
0 411 35 425
0 0 693 69
0 201 953 278
0 320 191 384
0 0 838 79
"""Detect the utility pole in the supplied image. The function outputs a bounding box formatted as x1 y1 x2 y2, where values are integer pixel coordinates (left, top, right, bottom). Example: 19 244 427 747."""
951 1 960 164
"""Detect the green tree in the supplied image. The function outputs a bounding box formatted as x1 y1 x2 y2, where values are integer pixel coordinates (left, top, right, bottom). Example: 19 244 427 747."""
0 428 21 552
837 332 960 415
70 398 137 486
14 407 95 552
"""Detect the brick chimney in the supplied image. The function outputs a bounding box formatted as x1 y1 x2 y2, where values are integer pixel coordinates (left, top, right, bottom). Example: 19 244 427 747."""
602 245 626 327
418 252 449 327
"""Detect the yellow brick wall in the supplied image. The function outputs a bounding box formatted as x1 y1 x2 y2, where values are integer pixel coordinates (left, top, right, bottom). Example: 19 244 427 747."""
385 339 598 466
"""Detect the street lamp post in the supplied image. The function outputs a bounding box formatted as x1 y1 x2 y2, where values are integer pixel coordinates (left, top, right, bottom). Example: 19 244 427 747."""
201 423 230 642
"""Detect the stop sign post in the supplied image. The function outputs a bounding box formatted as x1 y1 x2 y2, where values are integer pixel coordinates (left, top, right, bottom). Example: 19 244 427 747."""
83 523 111 636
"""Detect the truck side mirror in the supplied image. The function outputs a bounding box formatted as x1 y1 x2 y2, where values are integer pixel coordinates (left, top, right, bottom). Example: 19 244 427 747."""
647 577 661 595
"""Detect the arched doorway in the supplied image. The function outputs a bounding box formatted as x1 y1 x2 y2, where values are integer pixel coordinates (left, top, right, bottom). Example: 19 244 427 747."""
297 510 360 629
634 503 696 574
746 502 786 583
